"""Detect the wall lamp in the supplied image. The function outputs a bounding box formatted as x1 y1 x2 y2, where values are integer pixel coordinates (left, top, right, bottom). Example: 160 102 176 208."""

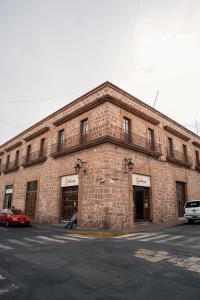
74 158 87 174
125 158 134 172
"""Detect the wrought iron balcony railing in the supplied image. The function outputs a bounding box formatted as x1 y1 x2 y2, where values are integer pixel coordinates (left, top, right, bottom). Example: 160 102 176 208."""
3 161 20 174
51 124 162 158
166 149 193 168
21 149 47 167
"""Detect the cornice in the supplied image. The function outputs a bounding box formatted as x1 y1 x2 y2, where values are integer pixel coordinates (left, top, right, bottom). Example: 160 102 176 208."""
164 126 190 141
192 141 200 148
24 127 49 142
4 141 22 152
53 95 160 127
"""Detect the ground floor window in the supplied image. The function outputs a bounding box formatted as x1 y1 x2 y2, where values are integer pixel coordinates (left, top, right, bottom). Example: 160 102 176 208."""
4 185 13 208
25 181 38 218
133 186 151 222
61 186 78 221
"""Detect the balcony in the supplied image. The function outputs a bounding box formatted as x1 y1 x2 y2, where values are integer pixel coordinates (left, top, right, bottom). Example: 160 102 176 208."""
21 149 47 168
3 161 20 174
51 124 162 158
166 150 193 168
195 162 200 172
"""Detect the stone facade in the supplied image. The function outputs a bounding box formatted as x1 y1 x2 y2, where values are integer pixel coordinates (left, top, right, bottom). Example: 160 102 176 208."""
0 82 200 229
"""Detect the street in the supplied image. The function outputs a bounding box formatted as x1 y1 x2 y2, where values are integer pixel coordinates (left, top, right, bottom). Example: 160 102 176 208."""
0 223 200 300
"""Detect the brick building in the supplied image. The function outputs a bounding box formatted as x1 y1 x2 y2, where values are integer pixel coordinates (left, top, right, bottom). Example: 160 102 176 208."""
0 82 200 229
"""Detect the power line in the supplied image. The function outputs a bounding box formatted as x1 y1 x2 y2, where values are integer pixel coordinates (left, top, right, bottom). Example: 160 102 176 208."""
153 90 159 108
0 119 25 129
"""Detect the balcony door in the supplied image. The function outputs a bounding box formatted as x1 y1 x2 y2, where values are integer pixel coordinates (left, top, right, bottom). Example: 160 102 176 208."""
176 182 187 217
123 118 131 143
25 181 38 218
81 119 88 145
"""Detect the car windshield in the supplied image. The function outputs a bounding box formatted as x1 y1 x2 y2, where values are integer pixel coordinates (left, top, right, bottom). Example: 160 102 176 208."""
11 210 24 215
185 201 200 208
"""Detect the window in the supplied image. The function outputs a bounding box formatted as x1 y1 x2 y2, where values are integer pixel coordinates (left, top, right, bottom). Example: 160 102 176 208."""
81 119 89 144
0 159 1 175
6 155 10 168
15 150 19 166
40 138 45 157
183 144 188 161
195 150 199 165
25 181 38 218
148 128 155 150
26 145 31 162
168 138 173 156
58 129 65 150
123 118 131 143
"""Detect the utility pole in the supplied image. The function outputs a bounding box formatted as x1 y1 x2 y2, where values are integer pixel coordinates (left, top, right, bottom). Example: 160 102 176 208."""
153 90 159 108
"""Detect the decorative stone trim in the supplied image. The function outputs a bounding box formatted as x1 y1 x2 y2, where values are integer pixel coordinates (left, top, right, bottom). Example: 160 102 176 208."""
24 127 49 142
192 141 200 148
163 126 190 141
4 141 22 152
0 151 4 156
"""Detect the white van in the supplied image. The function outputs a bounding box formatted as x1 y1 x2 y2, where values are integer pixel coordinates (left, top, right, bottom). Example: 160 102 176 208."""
184 200 200 224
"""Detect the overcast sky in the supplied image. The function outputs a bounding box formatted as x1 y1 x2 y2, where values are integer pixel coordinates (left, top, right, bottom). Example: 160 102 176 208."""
0 0 200 145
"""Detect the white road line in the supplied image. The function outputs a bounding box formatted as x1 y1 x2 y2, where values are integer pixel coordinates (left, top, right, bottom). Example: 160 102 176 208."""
23 237 47 244
0 283 18 296
140 234 169 242
0 275 5 280
155 235 184 243
0 244 13 251
70 234 95 239
6 239 31 247
36 236 66 243
0 227 8 231
126 233 158 240
175 237 200 246
114 233 144 239
53 235 81 241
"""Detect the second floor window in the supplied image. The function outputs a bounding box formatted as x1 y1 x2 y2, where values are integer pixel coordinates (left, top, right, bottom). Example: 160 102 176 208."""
40 138 45 157
168 137 173 156
123 118 131 143
183 144 188 161
81 119 88 144
15 150 19 166
58 129 65 150
6 155 10 168
195 150 199 165
148 128 155 150
26 145 31 162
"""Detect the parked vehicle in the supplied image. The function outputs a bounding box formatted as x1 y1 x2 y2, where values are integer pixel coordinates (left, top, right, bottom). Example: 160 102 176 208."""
0 209 30 227
184 200 200 224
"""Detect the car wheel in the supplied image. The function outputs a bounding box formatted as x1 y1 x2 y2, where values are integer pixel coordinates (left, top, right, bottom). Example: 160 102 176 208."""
188 219 195 224
5 220 10 227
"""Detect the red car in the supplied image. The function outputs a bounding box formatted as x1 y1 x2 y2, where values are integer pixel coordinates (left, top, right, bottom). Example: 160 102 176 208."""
0 209 30 226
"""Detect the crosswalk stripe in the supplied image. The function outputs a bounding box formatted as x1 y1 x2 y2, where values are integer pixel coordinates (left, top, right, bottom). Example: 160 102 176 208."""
36 236 66 243
175 237 200 246
6 239 31 247
0 244 13 250
0 227 8 231
0 275 5 280
70 234 95 239
126 233 158 240
140 234 169 242
23 237 47 244
155 235 184 243
114 233 144 239
53 235 81 241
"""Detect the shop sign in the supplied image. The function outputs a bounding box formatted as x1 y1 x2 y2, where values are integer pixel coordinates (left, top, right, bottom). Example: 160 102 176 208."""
132 174 151 187
5 185 13 194
61 174 79 187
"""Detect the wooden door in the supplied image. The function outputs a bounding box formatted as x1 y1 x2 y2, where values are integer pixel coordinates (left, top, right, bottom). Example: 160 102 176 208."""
62 186 78 220
25 181 38 218
176 182 186 217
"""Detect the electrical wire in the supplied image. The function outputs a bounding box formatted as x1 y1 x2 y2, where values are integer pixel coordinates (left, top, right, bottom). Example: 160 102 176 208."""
0 119 25 129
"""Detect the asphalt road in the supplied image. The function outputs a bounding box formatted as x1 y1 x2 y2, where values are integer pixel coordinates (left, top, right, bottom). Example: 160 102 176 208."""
0 222 200 300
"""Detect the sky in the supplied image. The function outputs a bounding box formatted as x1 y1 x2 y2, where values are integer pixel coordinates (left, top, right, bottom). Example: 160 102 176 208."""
0 0 200 145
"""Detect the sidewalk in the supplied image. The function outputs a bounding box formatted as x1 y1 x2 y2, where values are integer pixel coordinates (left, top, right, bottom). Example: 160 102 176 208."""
32 219 187 237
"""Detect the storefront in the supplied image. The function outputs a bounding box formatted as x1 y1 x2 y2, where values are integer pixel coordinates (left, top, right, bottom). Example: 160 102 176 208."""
132 174 151 222
61 174 79 221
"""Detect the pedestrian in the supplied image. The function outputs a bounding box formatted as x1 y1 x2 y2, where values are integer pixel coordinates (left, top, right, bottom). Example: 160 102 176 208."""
66 209 77 229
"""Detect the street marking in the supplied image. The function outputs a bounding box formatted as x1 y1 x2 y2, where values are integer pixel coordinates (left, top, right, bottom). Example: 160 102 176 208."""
36 236 66 243
53 235 81 241
155 235 184 243
6 239 31 247
114 233 144 239
140 234 170 242
0 283 18 296
0 227 8 231
70 234 95 239
0 244 13 251
126 233 158 240
23 237 47 244
0 275 5 280
175 237 200 246
134 248 200 274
